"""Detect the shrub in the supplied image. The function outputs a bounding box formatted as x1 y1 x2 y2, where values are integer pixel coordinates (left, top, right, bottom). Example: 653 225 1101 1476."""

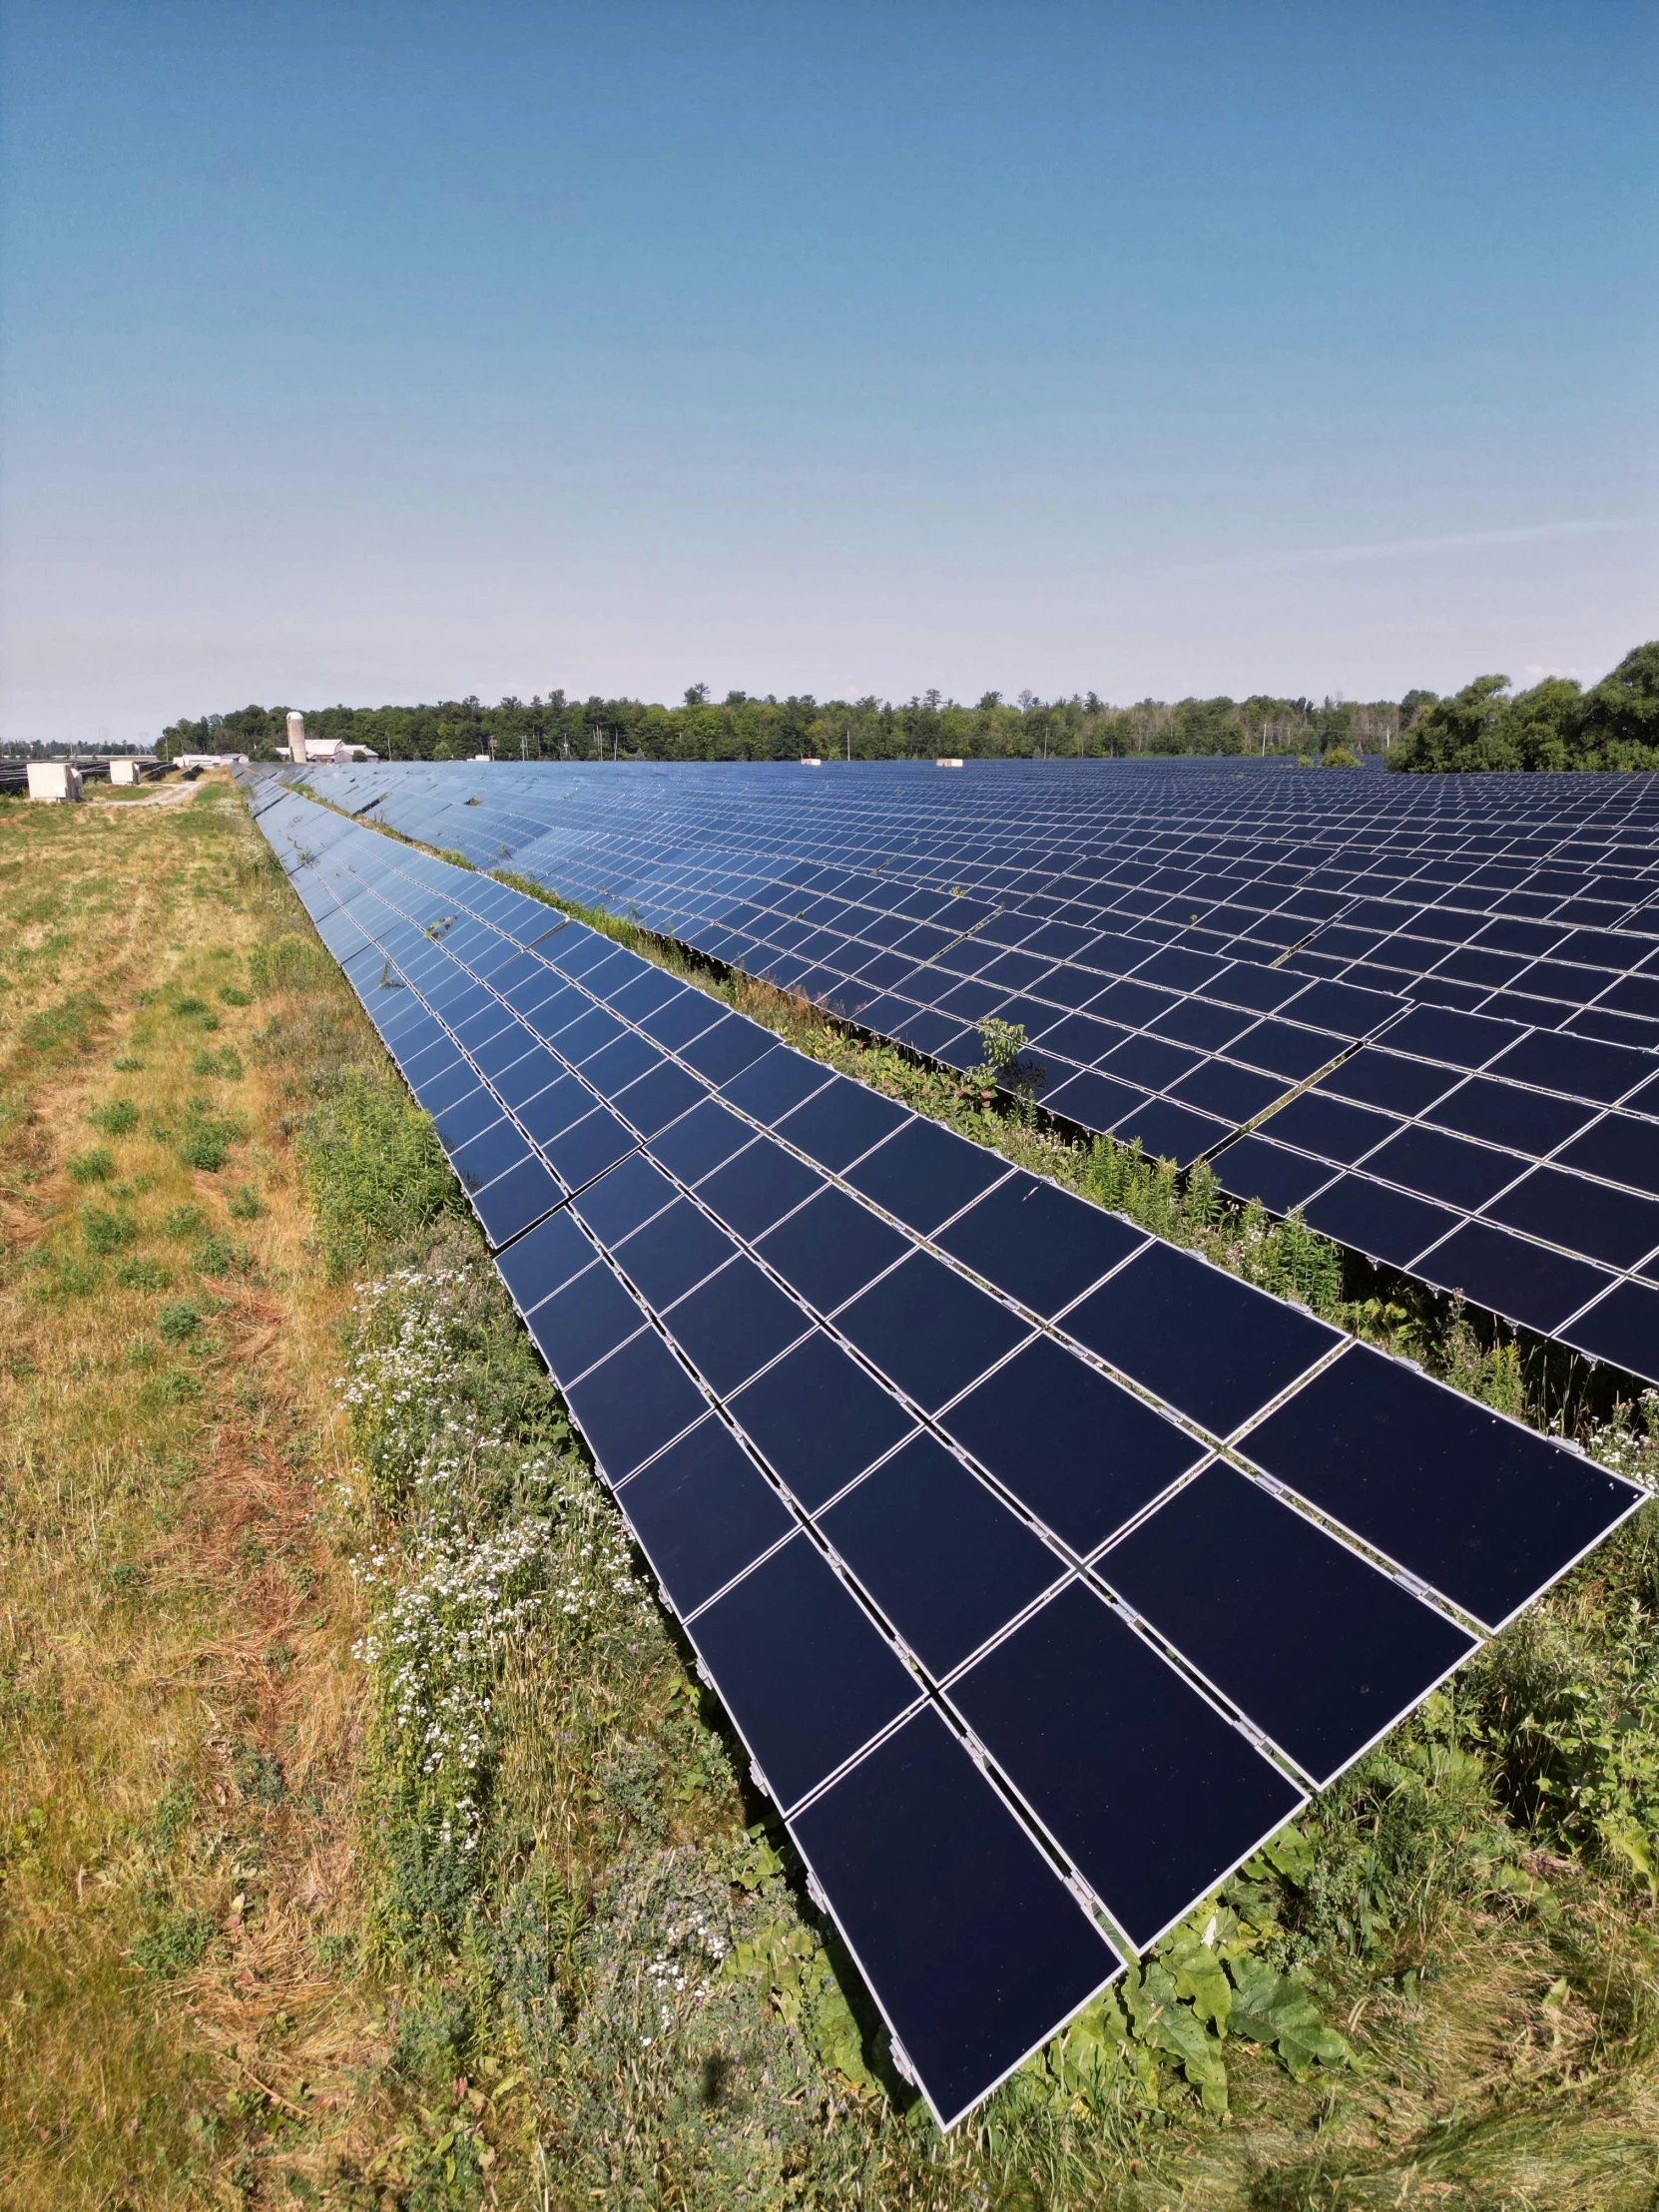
156 1300 204 1343
67 1146 115 1184
191 1045 243 1079
248 932 332 996
297 1071 461 1282
177 1101 244 1172
89 1098 139 1137
82 1204 136 1254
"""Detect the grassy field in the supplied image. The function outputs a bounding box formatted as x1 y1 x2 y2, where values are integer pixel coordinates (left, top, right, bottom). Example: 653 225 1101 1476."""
2 778 1657 2209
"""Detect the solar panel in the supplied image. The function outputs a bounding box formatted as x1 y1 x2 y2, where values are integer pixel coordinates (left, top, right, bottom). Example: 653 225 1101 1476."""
275 755 1659 1378
246 771 1648 2131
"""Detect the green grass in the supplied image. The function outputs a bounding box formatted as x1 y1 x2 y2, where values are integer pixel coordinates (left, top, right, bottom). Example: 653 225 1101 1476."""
4 782 1657 2208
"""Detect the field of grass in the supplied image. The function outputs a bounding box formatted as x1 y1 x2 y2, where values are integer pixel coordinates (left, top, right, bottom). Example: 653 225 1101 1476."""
2 779 1657 2209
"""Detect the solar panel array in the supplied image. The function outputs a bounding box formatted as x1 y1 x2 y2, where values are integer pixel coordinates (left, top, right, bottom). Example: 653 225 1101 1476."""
249 775 1641 2129
275 759 1659 1387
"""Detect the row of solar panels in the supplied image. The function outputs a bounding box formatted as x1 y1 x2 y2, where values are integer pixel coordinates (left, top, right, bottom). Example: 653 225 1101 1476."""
251 779 1640 2128
266 771 1659 1058
286 755 1659 927
267 762 1659 1388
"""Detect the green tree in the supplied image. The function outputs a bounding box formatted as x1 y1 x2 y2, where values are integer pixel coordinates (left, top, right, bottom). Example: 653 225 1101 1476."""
1579 640 1659 764
1388 674 1516 771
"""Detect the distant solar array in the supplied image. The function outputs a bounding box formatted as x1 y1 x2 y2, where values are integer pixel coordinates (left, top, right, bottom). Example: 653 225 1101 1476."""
248 775 1641 2129
273 759 1659 1386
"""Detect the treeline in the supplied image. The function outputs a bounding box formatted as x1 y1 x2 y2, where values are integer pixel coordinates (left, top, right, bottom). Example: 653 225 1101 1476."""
160 686 1418 765
160 642 1656 770
1387 643 1659 773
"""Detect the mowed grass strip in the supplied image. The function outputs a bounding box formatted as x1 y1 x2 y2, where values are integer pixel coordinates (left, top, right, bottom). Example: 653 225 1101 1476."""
0 781 396 2206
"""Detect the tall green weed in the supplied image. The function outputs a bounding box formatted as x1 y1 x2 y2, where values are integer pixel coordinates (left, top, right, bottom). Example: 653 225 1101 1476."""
296 1069 460 1280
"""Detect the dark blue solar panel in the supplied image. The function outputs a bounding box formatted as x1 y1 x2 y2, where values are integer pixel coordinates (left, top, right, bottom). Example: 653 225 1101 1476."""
470 1024 539 1081
431 1086 501 1150
844 1118 1010 1235
450 1118 531 1195
836 1252 1030 1412
517 1071 601 1147
678 1012 777 1084
1062 1243 1338 1437
1556 1113 1659 1198
611 1057 708 1138
563 1325 709 1484
542 1105 639 1193
613 1200 739 1310
948 1582 1304 1952
729 1332 916 1512
524 1260 645 1385
1562 1277 1659 1382
1491 1028 1652 1105
1096 1465 1476 1784
753 1185 910 1315
647 1097 756 1183
1242 1345 1642 1629
1318 1048 1460 1116
941 1336 1205 1556
720 1044 834 1124
686 1534 921 1810
662 1256 814 1393
615 1415 796 1616
1411 1220 1611 1335
1213 1135 1334 1215
1111 1096 1231 1170
788 1707 1121 2130
773 1076 909 1170
637 986 729 1051
1304 1175 1459 1268
571 1152 678 1247
1363 1124 1525 1211
493 1204 595 1316
696 1137 827 1241
1485 1166 1659 1270
470 1153 562 1248
818 1433 1065 1675
1427 1077 1596 1155
412 1056 483 1114
933 1172 1146 1318
1258 1092 1398 1165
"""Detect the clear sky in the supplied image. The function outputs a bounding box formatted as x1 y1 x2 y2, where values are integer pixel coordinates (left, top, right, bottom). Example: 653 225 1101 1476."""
2 0 1654 743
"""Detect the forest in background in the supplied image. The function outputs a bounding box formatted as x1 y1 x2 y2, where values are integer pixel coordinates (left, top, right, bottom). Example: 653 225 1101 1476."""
160 686 1416 765
157 641 1658 771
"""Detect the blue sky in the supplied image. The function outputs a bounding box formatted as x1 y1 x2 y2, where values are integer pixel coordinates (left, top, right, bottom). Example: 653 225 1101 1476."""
2 0 1654 743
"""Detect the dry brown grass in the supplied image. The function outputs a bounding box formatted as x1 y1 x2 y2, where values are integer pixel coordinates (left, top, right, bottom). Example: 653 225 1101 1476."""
0 781 405 2206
